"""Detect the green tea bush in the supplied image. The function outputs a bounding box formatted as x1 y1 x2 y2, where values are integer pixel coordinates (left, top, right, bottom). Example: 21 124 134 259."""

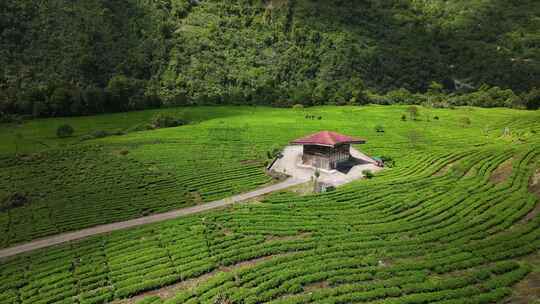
137 296 163 304
0 192 29 212
151 114 186 129
380 156 395 168
56 124 74 138
362 170 374 179
91 130 109 138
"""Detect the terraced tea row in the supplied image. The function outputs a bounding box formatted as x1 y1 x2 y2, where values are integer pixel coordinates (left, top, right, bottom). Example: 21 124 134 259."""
0 143 271 247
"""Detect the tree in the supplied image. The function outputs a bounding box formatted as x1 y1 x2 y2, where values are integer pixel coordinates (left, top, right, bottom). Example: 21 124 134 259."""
49 87 73 116
407 106 419 121
17 86 47 116
523 88 540 110
106 75 141 112
387 88 413 104
32 101 48 118
427 81 444 95
56 124 74 138
83 86 106 114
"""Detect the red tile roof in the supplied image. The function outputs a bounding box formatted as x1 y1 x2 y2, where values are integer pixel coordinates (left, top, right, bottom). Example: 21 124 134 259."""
291 131 366 147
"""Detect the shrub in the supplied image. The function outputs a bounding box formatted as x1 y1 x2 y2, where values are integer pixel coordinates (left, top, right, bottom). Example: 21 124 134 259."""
380 156 395 168
266 145 282 159
401 114 407 121
80 135 94 141
1 193 29 212
56 124 74 138
363 170 374 179
375 125 385 133
460 117 472 127
91 130 109 138
434 116 439 120
128 123 155 133
151 114 187 129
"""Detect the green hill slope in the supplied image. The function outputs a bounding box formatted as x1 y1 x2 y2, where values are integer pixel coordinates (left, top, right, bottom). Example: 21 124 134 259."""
0 105 539 303
1 105 539 247
1 0 539 113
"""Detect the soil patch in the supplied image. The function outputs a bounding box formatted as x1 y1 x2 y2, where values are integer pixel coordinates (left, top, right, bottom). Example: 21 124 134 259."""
286 181 316 196
490 158 514 184
218 255 277 272
529 168 540 198
523 203 540 223
115 272 214 304
505 253 540 304
523 168 540 223
115 254 292 304
240 159 261 165
434 161 456 177
303 281 329 292
222 228 234 236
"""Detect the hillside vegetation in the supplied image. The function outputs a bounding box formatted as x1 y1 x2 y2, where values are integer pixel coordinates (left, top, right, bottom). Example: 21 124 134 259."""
1 0 540 118
0 105 539 303
1 105 538 246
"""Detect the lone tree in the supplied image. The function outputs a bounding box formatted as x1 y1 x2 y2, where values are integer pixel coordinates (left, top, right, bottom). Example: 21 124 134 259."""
56 124 74 138
406 106 419 121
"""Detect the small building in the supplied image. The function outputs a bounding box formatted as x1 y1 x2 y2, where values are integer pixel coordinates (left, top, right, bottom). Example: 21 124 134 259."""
291 131 366 170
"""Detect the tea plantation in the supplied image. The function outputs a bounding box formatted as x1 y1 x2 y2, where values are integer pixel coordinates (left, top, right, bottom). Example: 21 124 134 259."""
0 105 539 303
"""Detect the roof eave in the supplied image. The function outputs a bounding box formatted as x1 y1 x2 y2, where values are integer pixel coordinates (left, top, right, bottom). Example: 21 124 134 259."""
291 140 366 147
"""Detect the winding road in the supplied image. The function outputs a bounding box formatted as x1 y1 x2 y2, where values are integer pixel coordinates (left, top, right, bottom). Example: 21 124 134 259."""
0 178 307 260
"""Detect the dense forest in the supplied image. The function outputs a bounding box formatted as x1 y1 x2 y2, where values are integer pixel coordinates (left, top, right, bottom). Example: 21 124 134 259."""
1 0 539 118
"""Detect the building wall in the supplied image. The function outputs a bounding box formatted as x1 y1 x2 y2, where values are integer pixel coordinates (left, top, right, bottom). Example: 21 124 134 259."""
302 144 351 170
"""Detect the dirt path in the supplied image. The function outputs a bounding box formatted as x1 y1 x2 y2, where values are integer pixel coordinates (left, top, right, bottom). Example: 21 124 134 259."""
0 178 307 260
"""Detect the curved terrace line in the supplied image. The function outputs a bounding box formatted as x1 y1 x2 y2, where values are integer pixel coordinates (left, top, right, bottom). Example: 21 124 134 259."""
0 178 307 260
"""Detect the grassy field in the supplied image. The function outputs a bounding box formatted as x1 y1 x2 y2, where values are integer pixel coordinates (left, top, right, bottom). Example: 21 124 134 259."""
0 105 539 303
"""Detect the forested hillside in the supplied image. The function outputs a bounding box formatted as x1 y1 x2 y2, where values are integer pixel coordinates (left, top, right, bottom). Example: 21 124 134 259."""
1 0 539 117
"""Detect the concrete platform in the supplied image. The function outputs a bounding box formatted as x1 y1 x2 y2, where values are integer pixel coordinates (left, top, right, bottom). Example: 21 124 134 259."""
269 146 383 187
